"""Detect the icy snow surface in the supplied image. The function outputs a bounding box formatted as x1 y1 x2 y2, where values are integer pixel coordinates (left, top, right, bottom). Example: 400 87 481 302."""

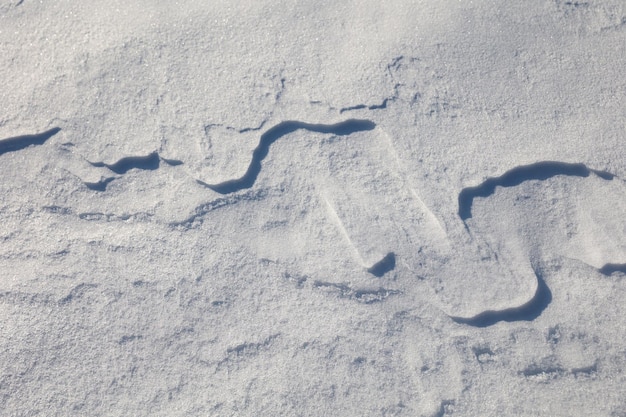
1 0 625 415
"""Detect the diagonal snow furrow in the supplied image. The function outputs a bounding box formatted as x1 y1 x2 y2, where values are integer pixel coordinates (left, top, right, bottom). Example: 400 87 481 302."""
450 270 552 327
0 127 61 156
458 161 614 220
202 119 376 194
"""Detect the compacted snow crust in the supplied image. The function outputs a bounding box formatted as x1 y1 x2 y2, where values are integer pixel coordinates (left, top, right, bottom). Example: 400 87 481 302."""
1 1 625 416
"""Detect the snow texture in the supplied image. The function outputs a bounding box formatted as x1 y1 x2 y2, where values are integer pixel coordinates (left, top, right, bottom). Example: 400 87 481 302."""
1 0 625 416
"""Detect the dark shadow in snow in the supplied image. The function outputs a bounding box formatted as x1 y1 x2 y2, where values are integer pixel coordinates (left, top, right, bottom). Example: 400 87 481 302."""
85 152 183 191
367 252 396 277
598 263 626 276
84 177 115 191
202 119 376 194
160 157 183 166
340 99 390 113
0 127 61 156
458 161 615 220
450 270 552 327
89 151 161 174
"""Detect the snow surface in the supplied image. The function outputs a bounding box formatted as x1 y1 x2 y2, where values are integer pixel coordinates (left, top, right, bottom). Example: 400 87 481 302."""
1 0 625 415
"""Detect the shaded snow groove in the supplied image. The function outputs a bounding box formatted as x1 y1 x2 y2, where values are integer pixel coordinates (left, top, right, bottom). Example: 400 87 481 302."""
0 127 61 156
340 99 391 113
200 119 376 194
313 281 401 304
520 361 597 380
367 252 396 277
170 189 269 229
85 152 182 191
217 334 281 370
450 270 552 327
458 161 615 221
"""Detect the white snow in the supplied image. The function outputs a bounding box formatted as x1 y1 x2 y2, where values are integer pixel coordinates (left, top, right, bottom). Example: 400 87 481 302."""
1 0 625 415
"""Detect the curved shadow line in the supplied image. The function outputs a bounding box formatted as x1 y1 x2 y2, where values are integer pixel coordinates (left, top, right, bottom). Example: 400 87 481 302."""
85 153 183 191
0 127 61 156
450 270 552 327
202 119 376 194
84 177 115 191
458 161 614 220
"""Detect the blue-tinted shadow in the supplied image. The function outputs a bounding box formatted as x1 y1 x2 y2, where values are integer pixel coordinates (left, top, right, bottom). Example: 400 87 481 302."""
90 151 161 174
367 252 396 277
204 119 376 194
458 161 614 220
450 270 552 327
599 263 626 276
0 127 61 156
84 177 115 191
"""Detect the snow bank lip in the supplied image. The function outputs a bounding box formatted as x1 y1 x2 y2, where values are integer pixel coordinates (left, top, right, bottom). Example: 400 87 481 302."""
457 161 615 221
449 270 552 327
201 119 376 195
0 127 61 156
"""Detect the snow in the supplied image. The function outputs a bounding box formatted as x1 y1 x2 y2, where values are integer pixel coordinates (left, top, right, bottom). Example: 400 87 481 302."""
1 0 625 415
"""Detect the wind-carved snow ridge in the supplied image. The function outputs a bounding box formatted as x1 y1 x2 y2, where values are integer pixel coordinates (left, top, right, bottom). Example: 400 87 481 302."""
450 270 552 327
458 161 615 221
0 127 61 156
201 119 376 194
